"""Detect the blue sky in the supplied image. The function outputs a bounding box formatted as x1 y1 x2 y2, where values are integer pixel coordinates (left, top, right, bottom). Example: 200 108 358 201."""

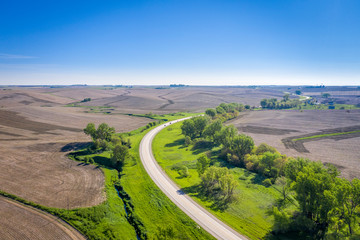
1 0 359 85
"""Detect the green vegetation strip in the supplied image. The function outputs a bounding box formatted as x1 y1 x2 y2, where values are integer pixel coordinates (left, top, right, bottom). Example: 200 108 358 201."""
152 122 296 240
293 130 360 141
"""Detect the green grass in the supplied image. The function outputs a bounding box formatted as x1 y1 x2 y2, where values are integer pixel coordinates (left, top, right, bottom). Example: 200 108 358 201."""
293 130 360 141
71 113 213 239
118 121 214 239
152 122 297 240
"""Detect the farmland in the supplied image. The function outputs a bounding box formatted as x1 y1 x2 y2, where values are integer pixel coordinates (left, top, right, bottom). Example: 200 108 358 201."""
229 109 360 179
0 196 85 240
0 85 359 239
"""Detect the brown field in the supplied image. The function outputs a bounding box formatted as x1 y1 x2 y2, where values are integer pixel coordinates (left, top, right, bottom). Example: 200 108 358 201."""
0 88 152 208
0 86 283 208
0 196 85 240
1 85 357 237
229 109 360 179
57 86 284 114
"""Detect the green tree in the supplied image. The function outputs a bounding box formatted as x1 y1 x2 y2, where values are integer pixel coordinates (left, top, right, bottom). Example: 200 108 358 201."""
219 173 238 201
291 163 337 237
181 116 209 139
196 155 210 175
216 106 226 114
178 165 189 178
96 123 115 142
84 123 96 140
215 125 238 148
259 152 280 178
255 143 277 155
260 99 268 108
111 145 129 170
84 123 115 142
334 178 360 236
285 157 310 182
322 93 331 98
283 94 290 102
203 119 222 141
295 90 302 95
201 166 229 195
192 116 210 138
184 136 192 146
230 134 254 165
181 119 196 139
205 108 216 118
275 176 290 202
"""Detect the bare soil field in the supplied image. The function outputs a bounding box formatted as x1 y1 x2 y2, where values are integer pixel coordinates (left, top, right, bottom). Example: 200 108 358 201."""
230 109 360 179
1 86 286 113
2 85 357 237
65 86 285 114
0 88 152 208
0 86 284 208
0 196 85 240
229 110 360 179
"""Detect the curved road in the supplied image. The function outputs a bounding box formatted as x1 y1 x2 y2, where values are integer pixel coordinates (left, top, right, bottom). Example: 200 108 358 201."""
139 118 247 240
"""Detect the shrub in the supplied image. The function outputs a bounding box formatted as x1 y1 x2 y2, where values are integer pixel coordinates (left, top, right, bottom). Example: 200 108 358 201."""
178 166 190 178
262 178 272 187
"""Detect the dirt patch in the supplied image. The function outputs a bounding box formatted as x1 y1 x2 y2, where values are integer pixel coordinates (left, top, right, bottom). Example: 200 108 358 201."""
0 196 85 240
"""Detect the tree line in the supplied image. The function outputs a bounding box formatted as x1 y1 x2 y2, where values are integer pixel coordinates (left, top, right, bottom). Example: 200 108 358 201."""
180 112 360 238
83 123 130 171
260 94 301 109
205 102 250 122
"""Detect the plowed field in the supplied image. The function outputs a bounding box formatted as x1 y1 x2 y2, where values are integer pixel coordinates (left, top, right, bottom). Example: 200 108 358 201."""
0 196 85 240
230 109 360 179
0 88 151 208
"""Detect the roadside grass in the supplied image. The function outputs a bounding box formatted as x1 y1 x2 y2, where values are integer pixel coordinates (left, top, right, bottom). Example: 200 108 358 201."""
152 122 297 240
119 125 214 239
292 130 360 141
73 111 213 239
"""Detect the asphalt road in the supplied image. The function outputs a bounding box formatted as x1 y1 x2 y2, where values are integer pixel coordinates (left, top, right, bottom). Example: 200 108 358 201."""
139 117 247 240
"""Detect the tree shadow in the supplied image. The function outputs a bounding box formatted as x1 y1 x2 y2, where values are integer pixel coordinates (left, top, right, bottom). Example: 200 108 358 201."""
61 142 92 152
93 156 113 168
191 140 214 155
165 138 185 148
251 173 266 185
263 209 321 240
180 184 230 212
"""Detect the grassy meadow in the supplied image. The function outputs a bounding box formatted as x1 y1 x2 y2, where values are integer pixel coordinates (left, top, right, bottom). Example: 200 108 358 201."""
152 121 297 240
